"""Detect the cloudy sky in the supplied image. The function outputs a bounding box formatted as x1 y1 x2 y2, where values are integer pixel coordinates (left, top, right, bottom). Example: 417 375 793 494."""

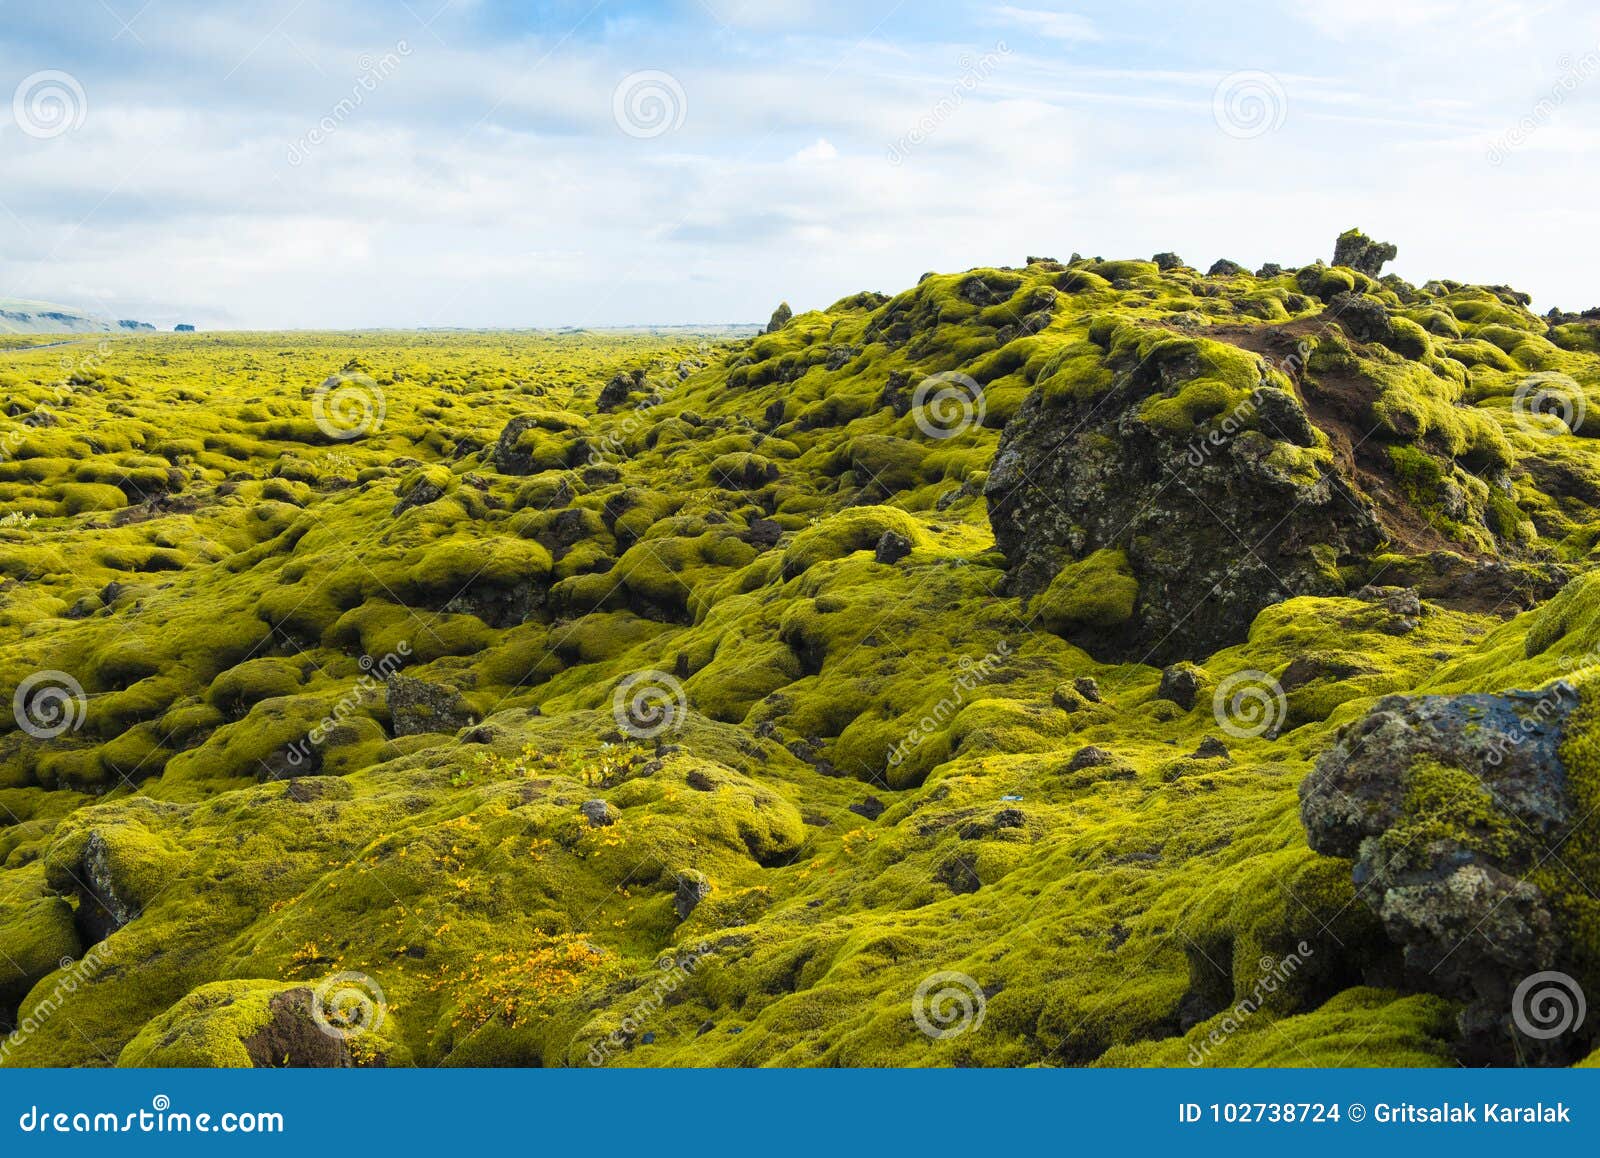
2 0 1598 329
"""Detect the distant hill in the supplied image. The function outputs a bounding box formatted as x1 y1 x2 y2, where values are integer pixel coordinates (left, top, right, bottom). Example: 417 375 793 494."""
0 298 155 334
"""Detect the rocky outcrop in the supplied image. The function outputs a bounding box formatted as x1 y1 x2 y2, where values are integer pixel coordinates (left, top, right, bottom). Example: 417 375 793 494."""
78 831 142 944
42 830 150 946
1156 664 1203 711
598 369 647 413
241 988 356 1067
1300 686 1595 1063
985 334 1382 663
1332 228 1398 277
673 869 711 920
765 302 793 333
386 676 477 738
491 414 563 473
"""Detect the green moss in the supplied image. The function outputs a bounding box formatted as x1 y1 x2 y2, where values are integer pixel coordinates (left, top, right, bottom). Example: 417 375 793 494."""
0 895 81 1010
5 261 1600 1071
779 507 926 578
1033 549 1139 634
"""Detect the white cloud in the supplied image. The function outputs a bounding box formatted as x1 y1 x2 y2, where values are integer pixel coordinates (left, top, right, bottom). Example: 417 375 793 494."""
791 138 839 163
995 6 1099 44
2 0 1599 326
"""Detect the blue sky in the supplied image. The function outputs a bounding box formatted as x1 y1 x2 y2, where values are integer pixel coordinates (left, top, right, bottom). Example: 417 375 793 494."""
2 0 1598 328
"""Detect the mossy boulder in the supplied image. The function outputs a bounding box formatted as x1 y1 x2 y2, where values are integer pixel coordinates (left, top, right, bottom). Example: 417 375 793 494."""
120 979 407 1067
986 330 1380 661
0 897 82 1015
1332 228 1398 277
386 675 477 737
1301 685 1599 1063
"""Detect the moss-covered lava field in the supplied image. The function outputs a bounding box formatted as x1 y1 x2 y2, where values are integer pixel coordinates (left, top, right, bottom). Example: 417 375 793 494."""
3 232 1599 1068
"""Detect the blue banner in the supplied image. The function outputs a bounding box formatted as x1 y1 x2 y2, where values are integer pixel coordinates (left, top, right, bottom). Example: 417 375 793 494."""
3 1068 1598 1155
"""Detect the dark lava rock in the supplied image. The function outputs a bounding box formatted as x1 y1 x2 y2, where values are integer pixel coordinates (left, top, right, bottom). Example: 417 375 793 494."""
490 415 552 475
1353 584 1423 633
673 869 712 921
1300 685 1594 1063
598 369 646 413
242 988 357 1068
286 777 336 803
1280 653 1374 691
959 808 1026 840
847 795 886 821
1066 745 1115 771
876 370 912 417
1332 228 1398 277
386 676 477 738
935 852 982 894
1256 263 1284 278
1074 676 1103 703
536 507 598 558
56 831 141 945
1152 252 1184 271
1207 258 1248 277
581 799 618 827
1327 291 1394 346
935 479 981 510
391 474 447 517
1052 685 1086 712
985 332 1381 663
958 272 1021 306
766 302 793 333
713 455 779 490
874 530 913 565
825 345 858 371
1191 736 1230 760
1156 665 1203 712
